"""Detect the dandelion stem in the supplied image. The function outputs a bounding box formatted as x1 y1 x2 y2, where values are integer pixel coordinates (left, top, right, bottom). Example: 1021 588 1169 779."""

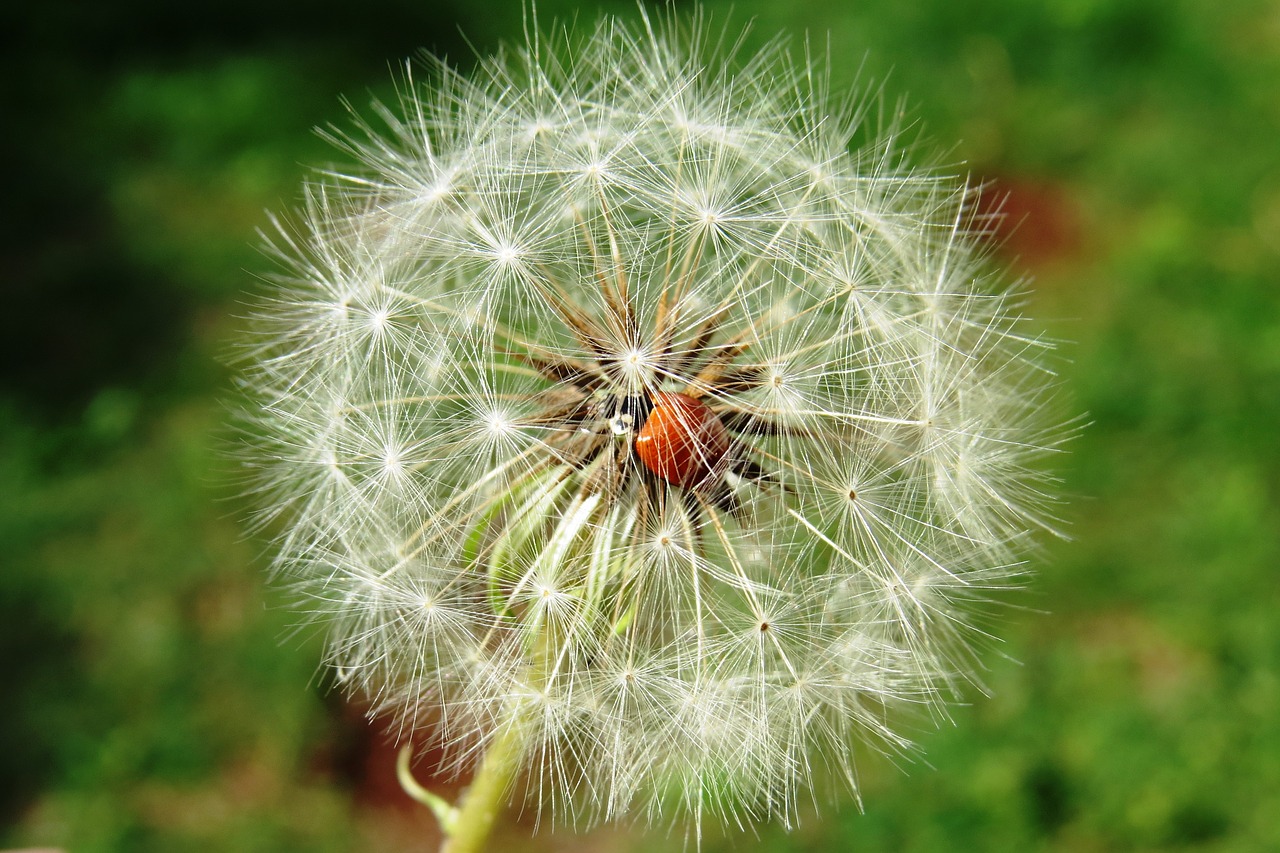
439 706 529 853
441 614 561 853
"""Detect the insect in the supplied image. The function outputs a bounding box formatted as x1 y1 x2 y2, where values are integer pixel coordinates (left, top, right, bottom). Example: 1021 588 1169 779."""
634 391 730 490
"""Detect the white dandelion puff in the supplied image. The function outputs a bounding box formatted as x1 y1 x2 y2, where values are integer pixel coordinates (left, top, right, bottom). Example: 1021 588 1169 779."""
234 9 1068 847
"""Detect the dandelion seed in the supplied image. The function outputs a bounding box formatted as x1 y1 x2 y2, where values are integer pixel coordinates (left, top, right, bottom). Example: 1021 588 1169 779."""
235 9 1068 850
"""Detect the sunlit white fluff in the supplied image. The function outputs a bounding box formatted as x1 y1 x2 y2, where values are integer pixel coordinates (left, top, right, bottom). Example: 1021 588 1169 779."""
236 10 1066 834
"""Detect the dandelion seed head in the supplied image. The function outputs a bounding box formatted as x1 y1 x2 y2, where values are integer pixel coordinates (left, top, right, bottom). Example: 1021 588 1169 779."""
235 9 1069 834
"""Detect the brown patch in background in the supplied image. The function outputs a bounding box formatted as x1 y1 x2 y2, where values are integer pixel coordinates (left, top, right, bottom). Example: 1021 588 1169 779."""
976 176 1084 269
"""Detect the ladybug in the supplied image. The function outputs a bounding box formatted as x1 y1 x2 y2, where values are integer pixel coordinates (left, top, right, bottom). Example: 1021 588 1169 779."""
633 391 730 490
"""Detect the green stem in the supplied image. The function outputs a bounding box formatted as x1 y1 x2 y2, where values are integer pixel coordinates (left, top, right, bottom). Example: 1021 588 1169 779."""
438 712 528 853
437 559 565 852
398 744 459 833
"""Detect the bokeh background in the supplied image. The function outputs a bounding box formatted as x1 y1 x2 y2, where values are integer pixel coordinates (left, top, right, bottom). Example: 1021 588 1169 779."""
3 0 1278 850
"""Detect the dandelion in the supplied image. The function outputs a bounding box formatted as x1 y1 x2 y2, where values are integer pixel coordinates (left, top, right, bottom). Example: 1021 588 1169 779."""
236 10 1066 851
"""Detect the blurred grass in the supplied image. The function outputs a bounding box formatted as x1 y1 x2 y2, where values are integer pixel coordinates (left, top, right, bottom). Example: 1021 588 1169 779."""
3 0 1278 850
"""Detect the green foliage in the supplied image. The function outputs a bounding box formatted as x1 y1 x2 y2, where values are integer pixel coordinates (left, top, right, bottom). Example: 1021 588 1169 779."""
3 0 1278 850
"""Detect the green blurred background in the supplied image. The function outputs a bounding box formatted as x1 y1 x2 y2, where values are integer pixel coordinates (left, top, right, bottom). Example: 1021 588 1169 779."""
3 0 1278 850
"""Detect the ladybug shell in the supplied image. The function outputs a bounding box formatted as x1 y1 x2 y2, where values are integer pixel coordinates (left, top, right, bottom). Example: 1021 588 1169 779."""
634 392 730 489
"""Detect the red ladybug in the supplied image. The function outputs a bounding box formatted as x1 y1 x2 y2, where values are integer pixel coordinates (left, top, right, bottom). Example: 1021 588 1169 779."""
634 392 730 489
